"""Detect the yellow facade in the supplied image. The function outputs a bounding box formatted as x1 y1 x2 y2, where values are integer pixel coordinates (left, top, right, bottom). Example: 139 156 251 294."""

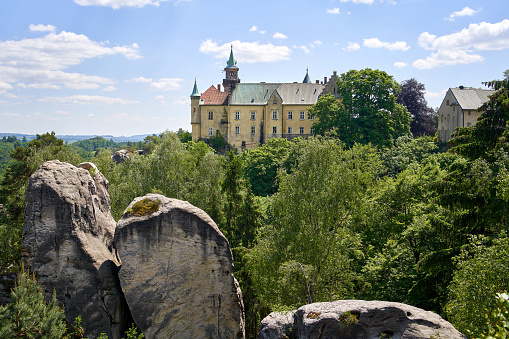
190 49 337 150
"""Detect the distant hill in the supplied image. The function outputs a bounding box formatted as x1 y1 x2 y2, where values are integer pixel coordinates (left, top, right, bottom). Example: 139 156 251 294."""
0 133 152 143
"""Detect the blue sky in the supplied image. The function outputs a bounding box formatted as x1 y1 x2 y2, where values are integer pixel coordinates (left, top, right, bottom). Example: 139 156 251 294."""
0 0 508 136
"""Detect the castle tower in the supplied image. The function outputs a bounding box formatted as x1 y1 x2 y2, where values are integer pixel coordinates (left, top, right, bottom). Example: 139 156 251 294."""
190 79 201 141
223 45 240 91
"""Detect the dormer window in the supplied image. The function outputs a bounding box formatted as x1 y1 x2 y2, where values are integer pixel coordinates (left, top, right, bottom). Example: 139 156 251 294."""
273 99 277 104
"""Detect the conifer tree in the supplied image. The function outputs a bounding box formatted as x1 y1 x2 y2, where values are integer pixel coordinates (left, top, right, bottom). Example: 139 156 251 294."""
0 267 66 338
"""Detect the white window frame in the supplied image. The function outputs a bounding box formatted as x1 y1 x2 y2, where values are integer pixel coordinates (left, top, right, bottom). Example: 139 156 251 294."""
288 111 293 120
208 127 213 136
300 127 304 134
309 113 315 120
235 126 240 134
310 127 314 135
272 111 278 120
288 127 293 134
300 111 305 120
250 111 256 120
235 111 240 120
208 111 213 120
251 126 255 135
272 126 277 134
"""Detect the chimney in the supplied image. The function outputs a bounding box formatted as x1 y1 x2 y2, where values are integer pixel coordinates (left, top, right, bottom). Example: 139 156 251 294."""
316 80 319 84
333 71 337 76
217 84 221 92
324 77 328 84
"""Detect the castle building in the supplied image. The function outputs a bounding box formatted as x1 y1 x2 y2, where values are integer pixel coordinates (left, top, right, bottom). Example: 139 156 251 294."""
191 47 339 150
437 86 495 142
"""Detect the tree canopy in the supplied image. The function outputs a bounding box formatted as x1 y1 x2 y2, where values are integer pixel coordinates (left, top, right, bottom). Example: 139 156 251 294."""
396 78 437 137
309 68 411 147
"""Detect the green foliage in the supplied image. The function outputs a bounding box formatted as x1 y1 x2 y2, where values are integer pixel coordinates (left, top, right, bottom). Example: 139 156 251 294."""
447 236 509 337
478 293 509 339
378 135 439 176
240 138 293 196
176 128 192 144
309 69 411 148
338 311 358 325
125 323 144 339
209 131 226 153
247 139 378 310
126 198 161 217
64 317 84 339
0 267 66 338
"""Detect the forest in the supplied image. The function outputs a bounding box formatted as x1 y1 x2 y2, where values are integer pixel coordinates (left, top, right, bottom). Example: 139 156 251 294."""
0 72 508 338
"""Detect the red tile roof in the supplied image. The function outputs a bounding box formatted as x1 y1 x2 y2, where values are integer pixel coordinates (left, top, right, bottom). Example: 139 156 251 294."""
201 85 229 105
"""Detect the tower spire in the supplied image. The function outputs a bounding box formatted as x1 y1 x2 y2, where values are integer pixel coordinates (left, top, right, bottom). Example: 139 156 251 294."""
190 78 200 97
303 67 311 83
226 45 238 69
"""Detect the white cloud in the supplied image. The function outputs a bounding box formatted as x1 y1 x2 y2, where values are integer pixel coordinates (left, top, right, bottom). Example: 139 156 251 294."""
300 46 310 54
29 24 56 32
273 32 288 40
250 26 258 32
393 62 408 68
149 78 184 91
0 113 21 117
0 30 141 91
259 30 267 35
419 20 509 51
173 96 190 105
55 110 72 116
199 39 291 63
414 19 509 69
425 89 447 98
38 95 139 104
446 7 479 21
327 7 340 14
154 95 167 104
314 40 323 46
103 86 117 91
343 42 360 51
127 76 153 83
413 50 484 69
73 0 170 9
363 38 410 51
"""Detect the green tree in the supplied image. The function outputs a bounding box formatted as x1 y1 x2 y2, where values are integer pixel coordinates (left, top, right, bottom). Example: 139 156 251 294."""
447 236 509 337
240 138 293 196
309 69 411 148
247 139 379 310
0 268 66 338
176 128 192 144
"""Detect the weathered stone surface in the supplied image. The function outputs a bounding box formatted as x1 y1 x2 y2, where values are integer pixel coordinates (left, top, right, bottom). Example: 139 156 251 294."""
112 149 130 164
22 160 130 339
114 193 245 339
259 300 466 339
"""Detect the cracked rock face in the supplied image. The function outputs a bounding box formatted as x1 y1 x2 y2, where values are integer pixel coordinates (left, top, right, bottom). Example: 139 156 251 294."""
259 300 466 339
114 194 245 339
22 160 130 339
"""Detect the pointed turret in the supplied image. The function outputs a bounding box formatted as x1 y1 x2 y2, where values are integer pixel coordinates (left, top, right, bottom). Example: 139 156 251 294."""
225 45 238 69
303 68 311 83
190 78 200 98
223 45 240 91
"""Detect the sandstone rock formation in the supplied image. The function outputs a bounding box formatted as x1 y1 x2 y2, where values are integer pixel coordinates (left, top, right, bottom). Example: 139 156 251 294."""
259 300 466 339
22 160 130 339
112 149 130 164
114 194 245 339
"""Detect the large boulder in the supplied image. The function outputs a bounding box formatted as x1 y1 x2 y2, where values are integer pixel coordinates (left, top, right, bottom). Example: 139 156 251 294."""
114 193 245 339
112 149 130 164
259 300 466 339
22 160 130 339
